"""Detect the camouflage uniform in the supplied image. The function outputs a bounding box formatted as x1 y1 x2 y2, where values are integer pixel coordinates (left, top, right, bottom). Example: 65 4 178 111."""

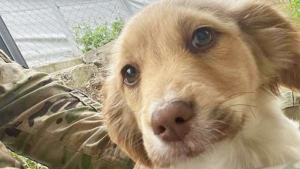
0 50 300 169
0 50 134 169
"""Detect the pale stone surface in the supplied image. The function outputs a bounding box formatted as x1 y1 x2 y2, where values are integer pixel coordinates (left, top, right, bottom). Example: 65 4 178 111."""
48 42 113 102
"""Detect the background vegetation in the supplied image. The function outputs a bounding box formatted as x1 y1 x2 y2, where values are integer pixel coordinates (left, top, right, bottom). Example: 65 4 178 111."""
289 0 300 18
73 19 124 53
11 151 48 169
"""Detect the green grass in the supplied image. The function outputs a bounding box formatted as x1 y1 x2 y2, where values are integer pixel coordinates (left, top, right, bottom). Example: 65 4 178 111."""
11 151 48 169
288 0 300 18
73 19 124 53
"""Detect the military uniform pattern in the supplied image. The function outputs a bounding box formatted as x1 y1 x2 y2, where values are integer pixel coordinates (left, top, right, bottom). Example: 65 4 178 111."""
0 50 134 169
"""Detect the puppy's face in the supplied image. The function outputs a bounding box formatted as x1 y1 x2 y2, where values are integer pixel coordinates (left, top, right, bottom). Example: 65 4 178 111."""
103 0 300 167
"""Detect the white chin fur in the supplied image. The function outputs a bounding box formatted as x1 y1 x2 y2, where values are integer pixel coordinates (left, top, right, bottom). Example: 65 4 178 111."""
152 89 300 169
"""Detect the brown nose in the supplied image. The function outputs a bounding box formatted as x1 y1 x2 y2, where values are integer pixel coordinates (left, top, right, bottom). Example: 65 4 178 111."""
151 100 193 142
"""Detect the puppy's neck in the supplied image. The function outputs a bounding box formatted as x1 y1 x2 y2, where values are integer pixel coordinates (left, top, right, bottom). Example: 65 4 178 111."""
243 88 298 136
230 88 300 168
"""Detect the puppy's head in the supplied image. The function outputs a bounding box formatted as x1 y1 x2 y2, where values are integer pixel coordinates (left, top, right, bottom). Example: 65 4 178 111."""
103 0 300 167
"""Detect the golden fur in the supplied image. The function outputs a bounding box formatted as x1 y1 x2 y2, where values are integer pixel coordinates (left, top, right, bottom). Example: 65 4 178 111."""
102 0 300 168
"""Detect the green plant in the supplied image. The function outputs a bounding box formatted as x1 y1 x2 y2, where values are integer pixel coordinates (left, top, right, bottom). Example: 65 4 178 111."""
73 19 124 53
11 151 48 169
288 0 300 19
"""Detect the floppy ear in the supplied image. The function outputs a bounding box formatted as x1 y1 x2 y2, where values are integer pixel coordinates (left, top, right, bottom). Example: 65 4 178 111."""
101 77 152 167
233 2 300 93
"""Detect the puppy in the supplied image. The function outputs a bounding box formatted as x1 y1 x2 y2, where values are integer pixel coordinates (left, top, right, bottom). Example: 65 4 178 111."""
102 0 300 168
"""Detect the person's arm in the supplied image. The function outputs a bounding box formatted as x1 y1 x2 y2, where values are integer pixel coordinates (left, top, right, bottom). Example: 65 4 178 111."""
0 50 134 169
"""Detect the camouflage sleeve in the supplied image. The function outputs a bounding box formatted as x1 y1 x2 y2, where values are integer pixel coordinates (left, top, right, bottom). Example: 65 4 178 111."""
0 50 134 169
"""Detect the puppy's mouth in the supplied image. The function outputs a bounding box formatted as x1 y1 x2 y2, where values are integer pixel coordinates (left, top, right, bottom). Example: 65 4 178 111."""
148 138 205 168
145 107 245 167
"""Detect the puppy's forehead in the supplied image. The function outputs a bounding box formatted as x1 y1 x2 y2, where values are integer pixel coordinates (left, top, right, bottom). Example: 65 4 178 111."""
119 0 234 61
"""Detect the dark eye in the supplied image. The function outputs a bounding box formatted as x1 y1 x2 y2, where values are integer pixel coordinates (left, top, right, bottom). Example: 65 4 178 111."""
192 27 214 49
122 65 140 86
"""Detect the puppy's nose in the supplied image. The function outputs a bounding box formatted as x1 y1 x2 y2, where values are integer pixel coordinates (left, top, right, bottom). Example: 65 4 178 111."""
151 100 193 142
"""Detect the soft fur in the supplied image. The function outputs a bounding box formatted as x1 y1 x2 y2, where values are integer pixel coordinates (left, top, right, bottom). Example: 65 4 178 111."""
102 0 300 169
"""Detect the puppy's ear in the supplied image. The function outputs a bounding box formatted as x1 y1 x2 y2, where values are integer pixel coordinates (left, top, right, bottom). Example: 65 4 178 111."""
234 2 300 93
101 78 152 167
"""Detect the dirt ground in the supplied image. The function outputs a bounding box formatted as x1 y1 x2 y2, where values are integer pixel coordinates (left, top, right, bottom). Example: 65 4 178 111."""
51 43 112 103
78 63 108 103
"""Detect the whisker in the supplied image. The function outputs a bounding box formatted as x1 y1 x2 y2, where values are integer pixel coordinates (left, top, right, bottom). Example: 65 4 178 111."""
211 120 227 125
205 139 217 151
131 140 143 148
217 83 246 98
220 92 254 104
125 130 142 142
213 129 226 136
259 75 280 81
226 104 257 108
248 107 256 118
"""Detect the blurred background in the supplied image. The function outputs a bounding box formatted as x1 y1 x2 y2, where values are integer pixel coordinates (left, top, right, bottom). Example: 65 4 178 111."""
0 0 295 68
0 0 159 67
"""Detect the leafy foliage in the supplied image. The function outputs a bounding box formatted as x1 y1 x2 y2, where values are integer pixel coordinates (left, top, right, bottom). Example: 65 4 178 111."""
11 151 48 169
73 20 124 53
288 0 300 19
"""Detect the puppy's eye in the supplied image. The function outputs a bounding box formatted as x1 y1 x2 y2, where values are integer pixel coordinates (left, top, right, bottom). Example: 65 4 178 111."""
192 27 214 49
122 65 140 86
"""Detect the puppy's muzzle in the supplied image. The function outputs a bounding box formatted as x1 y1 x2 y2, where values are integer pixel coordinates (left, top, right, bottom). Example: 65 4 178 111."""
151 100 194 142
